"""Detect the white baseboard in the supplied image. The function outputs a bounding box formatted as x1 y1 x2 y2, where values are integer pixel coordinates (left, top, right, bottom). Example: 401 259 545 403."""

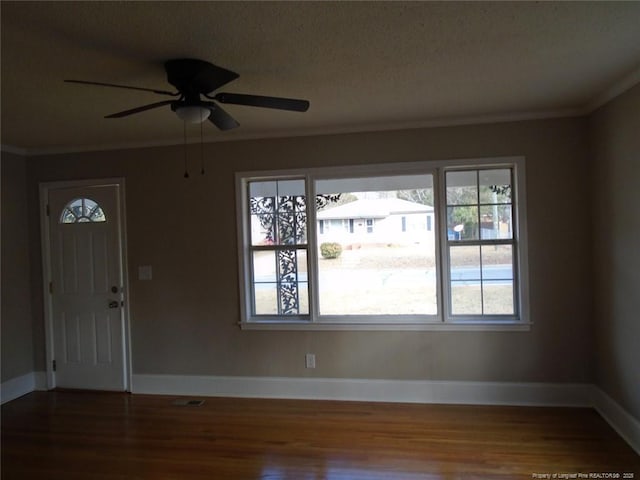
5 371 638 455
0 371 47 404
592 386 640 456
132 374 592 407
130 374 639 454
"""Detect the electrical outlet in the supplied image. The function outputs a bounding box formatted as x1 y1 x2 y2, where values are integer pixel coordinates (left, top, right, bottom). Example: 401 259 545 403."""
305 353 316 369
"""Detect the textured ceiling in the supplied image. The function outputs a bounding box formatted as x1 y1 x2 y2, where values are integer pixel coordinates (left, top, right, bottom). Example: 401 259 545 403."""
2 1 640 153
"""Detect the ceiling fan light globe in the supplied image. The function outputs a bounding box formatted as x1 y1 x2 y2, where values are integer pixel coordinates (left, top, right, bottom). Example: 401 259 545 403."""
175 105 211 123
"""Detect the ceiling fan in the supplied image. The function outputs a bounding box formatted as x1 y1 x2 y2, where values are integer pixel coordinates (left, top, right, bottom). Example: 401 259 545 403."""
65 58 310 131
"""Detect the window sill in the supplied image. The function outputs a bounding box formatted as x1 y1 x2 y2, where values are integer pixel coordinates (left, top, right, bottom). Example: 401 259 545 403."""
239 321 532 332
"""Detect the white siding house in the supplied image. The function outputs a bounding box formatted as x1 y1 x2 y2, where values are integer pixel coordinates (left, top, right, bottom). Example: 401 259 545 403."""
317 198 434 247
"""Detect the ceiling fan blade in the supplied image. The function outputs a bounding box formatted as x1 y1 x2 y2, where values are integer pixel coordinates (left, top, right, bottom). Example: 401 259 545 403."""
105 100 175 118
65 79 179 96
212 92 310 112
203 102 239 131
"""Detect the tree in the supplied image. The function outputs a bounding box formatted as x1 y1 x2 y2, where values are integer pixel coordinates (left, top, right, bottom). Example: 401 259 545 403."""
316 192 357 211
396 189 433 206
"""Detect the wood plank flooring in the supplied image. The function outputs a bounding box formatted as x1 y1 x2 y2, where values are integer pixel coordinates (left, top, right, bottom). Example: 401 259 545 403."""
2 391 639 479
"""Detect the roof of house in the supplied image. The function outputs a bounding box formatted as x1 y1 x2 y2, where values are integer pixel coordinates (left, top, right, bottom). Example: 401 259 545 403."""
317 198 433 220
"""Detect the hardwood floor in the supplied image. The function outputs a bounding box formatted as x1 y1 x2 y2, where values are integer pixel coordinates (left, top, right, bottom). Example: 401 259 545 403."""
2 391 638 479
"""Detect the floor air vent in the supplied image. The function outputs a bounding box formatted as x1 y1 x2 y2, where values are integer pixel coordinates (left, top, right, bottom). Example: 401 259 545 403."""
172 399 205 407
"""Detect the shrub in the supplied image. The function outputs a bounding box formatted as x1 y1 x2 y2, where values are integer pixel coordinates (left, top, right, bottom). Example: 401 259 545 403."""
320 242 342 259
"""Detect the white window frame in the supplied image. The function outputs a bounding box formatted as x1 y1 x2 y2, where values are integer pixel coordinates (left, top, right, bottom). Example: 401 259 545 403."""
236 157 530 331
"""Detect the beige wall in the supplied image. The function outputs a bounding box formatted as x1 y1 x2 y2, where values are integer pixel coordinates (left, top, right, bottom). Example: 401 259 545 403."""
1 152 35 382
25 116 594 384
590 83 640 420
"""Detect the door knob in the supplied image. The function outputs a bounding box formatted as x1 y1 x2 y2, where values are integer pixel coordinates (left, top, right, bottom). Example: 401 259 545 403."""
108 300 119 309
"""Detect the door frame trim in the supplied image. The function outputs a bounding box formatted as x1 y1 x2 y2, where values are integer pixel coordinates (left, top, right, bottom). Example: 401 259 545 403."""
39 178 132 391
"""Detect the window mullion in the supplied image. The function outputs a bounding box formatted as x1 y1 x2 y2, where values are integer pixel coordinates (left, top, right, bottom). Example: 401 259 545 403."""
433 168 445 323
275 247 282 316
306 174 320 322
510 167 519 319
476 170 485 315
438 167 453 323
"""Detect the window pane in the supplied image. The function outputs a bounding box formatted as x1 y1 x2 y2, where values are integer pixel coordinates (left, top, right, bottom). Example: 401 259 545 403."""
250 181 276 198
449 245 481 315
451 283 482 315
252 250 277 315
252 249 308 316
89 207 106 222
298 282 309 315
276 249 307 315
251 212 275 245
447 206 479 241
250 197 276 245
480 205 512 240
449 245 480 280
276 179 305 196
61 209 76 223
318 245 437 315
316 175 436 316
479 169 512 204
296 250 309 315
481 245 513 280
481 246 514 314
446 171 477 205
249 180 306 246
254 284 278 315
483 281 515 315
280 199 305 245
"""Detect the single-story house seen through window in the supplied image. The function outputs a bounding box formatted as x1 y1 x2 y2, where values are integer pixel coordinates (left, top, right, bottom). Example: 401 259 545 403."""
317 197 434 248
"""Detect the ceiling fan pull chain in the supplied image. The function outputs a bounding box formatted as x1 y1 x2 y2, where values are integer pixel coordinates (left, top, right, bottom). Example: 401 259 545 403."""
200 121 205 175
183 120 189 179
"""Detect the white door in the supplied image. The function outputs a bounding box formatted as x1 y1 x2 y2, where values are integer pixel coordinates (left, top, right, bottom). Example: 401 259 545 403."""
44 182 128 391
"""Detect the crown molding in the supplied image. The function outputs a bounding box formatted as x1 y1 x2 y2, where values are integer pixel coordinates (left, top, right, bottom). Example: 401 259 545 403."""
586 64 640 113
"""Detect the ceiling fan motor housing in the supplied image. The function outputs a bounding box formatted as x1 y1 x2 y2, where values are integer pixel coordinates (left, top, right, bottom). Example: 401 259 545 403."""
164 58 239 95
